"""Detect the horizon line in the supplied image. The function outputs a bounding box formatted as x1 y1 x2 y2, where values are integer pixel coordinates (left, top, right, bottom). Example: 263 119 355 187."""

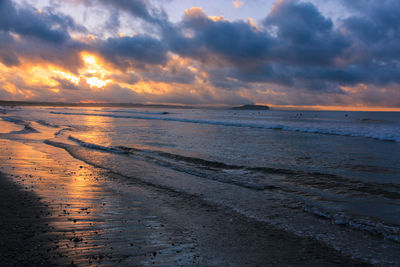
0 100 399 112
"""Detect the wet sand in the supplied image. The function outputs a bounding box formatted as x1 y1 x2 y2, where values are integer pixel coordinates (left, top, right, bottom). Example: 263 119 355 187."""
0 172 68 266
0 138 368 266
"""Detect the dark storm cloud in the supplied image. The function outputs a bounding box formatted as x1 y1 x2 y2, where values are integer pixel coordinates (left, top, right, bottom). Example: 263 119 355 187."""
341 0 400 61
162 0 400 94
161 1 350 91
104 10 121 32
166 8 273 66
166 2 348 68
53 77 80 90
101 0 151 21
0 0 83 44
83 0 166 24
264 0 349 66
0 0 88 71
0 31 19 66
0 0 170 72
140 65 195 84
99 35 168 69
9 35 87 73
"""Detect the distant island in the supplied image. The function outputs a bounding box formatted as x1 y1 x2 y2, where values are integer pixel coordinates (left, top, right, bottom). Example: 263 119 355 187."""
232 104 270 110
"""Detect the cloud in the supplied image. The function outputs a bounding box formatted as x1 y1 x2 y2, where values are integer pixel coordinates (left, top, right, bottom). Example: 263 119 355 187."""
233 1 244 8
98 34 168 70
264 0 349 66
139 56 196 84
0 32 19 66
53 77 80 90
341 0 400 61
0 0 85 44
0 0 87 71
167 7 273 68
80 0 167 25
0 0 400 108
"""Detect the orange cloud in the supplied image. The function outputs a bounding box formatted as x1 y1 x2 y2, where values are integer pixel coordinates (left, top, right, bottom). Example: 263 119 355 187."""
209 15 225 22
184 7 206 19
233 0 244 8
184 7 227 22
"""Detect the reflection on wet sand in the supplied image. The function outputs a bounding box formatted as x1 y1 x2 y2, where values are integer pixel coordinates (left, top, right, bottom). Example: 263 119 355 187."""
0 120 22 133
0 139 199 266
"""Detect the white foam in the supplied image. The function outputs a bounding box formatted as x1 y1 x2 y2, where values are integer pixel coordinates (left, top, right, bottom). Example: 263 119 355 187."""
304 206 400 243
50 111 400 142
102 109 168 115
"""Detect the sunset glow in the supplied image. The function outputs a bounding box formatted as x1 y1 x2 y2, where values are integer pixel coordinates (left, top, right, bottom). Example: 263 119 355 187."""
86 77 109 88
0 0 398 110
80 53 112 88
52 70 80 85
1 2 400 266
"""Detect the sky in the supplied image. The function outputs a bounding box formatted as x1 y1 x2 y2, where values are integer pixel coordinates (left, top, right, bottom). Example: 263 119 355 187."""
0 0 400 110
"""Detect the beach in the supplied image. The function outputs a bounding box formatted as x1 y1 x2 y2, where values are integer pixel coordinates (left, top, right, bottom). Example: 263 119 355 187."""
0 146 363 266
0 106 399 265
2 0 400 264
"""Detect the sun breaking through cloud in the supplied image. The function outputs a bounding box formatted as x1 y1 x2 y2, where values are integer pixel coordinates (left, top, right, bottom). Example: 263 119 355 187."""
0 0 399 110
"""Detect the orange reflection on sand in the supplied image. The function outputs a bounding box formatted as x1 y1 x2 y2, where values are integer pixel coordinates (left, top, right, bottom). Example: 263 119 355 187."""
0 120 23 133
0 139 106 254
59 164 103 231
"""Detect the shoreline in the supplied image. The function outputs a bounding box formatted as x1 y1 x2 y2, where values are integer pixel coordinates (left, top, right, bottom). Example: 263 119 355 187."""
0 141 368 266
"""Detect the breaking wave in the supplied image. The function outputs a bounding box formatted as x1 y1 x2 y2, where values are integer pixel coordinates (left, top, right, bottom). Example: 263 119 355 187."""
45 136 400 247
67 135 400 199
49 111 400 142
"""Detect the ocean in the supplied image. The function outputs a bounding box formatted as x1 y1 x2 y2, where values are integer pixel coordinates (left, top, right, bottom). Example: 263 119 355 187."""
1 106 399 264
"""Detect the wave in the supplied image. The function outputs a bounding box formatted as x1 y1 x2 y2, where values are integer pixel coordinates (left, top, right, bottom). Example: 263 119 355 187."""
54 127 74 136
36 120 59 128
304 206 400 243
102 109 169 115
69 136 293 175
49 111 400 142
43 139 209 195
43 107 169 115
45 137 400 249
67 136 266 190
68 136 126 154
67 136 400 199
115 145 295 174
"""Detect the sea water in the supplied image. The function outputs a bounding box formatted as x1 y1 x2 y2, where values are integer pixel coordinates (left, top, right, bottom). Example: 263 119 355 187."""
1 106 400 264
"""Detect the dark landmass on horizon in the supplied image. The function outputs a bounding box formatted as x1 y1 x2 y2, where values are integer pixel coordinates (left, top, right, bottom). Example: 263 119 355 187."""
232 104 270 110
